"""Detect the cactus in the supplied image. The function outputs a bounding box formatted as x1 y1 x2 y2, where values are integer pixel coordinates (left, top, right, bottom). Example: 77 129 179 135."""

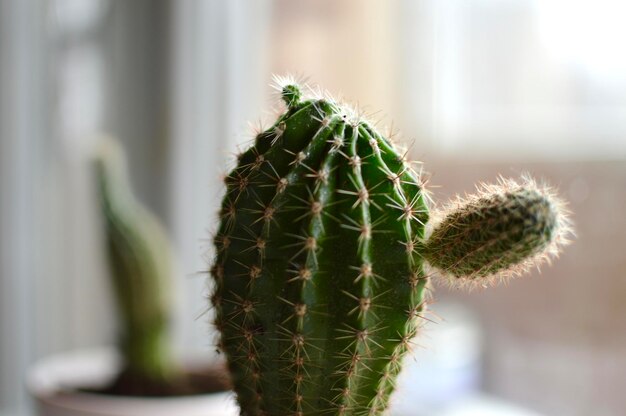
210 79 571 415
95 139 179 395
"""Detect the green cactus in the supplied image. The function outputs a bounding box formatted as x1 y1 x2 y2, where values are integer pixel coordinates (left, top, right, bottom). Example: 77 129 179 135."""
211 79 571 415
95 139 179 394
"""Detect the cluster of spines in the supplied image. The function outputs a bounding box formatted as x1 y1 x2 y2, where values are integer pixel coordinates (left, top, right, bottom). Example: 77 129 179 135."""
210 81 430 416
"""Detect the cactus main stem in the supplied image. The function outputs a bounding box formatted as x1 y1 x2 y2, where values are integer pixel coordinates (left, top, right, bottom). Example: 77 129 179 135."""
213 86 429 415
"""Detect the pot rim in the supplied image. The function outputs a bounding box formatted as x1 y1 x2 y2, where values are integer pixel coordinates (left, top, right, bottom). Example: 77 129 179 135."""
27 346 235 403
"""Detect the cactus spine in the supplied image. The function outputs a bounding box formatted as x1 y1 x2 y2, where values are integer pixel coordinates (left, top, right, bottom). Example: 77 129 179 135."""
211 79 571 415
95 139 178 393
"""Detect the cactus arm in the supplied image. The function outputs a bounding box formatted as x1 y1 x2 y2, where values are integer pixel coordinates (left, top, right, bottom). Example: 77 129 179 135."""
95 139 176 385
423 178 570 285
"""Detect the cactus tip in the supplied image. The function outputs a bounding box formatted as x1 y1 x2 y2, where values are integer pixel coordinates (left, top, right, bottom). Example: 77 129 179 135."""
281 84 302 108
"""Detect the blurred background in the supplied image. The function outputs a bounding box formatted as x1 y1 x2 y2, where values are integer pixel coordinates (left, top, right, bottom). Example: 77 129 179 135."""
1 0 625 415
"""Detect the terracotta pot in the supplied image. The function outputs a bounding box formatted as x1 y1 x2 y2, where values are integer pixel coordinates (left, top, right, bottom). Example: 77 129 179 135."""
27 347 239 416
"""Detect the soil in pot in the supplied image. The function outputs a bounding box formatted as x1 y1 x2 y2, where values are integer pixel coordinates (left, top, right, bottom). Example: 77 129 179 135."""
86 361 232 397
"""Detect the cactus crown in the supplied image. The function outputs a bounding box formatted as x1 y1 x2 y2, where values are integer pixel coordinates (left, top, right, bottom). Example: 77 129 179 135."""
210 79 571 415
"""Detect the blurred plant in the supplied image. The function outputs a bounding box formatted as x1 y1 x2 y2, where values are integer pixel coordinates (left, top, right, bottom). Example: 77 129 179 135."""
210 78 572 415
94 138 180 395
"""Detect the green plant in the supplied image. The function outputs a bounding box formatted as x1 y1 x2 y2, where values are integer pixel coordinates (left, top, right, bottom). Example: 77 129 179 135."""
95 139 179 395
211 79 571 415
